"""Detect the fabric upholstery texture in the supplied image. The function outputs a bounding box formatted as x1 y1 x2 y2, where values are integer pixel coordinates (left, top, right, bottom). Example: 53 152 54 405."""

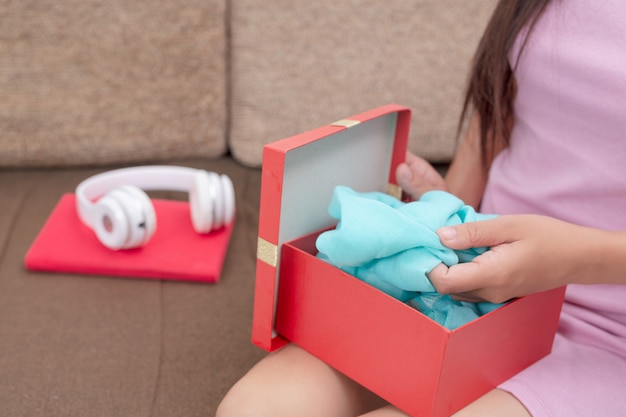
0 158 265 416
0 0 228 167
229 0 497 166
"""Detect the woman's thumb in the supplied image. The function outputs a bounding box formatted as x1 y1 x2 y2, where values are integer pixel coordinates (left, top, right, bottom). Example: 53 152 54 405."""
436 218 503 250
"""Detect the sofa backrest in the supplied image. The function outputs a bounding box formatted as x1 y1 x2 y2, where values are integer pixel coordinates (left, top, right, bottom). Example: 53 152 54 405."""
229 0 497 167
0 0 228 168
0 0 497 168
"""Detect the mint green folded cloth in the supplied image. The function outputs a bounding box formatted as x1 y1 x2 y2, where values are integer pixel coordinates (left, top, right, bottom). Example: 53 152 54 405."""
316 186 502 329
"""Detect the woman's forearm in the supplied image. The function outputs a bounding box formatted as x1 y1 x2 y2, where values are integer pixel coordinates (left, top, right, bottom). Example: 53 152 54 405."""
577 228 626 286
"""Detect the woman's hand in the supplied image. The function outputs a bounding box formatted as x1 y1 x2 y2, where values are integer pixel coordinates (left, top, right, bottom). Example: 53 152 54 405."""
396 152 447 200
428 215 626 304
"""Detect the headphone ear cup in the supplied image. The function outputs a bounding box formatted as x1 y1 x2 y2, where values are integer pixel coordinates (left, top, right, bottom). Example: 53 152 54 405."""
190 170 214 233
93 185 156 250
189 170 235 233
118 185 157 245
210 172 226 229
219 174 235 225
92 193 131 250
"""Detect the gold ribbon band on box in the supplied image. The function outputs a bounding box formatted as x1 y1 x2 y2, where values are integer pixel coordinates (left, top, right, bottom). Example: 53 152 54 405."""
387 183 402 200
257 237 278 267
330 119 361 128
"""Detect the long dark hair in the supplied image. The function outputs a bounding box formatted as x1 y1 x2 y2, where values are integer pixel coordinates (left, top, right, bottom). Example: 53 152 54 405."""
461 0 552 166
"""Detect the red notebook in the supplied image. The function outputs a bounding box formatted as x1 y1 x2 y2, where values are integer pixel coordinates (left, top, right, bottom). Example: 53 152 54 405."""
24 193 234 283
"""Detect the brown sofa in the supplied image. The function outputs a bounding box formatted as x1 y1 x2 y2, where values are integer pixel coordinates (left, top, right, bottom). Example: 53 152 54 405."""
0 1 495 415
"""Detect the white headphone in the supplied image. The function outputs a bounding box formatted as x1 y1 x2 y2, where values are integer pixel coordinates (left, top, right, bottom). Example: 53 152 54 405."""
75 166 235 250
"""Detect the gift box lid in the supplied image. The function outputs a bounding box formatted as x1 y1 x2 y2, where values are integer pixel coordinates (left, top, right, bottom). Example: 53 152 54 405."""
253 104 411 350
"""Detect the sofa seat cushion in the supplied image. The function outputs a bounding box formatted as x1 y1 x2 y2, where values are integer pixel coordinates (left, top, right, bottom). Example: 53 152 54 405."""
0 158 265 415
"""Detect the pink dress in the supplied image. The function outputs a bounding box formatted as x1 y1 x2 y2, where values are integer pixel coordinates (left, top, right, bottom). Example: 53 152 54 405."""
481 1 626 415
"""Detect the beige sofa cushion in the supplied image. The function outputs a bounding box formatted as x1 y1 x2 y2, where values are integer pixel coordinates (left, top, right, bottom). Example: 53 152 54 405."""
230 0 497 167
0 1 227 167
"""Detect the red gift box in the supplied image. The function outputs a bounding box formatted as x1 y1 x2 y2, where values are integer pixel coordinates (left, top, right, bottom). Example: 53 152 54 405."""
251 104 565 416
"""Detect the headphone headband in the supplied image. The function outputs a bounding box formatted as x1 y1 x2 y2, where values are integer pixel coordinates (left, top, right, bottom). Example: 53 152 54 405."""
76 166 200 227
75 165 235 250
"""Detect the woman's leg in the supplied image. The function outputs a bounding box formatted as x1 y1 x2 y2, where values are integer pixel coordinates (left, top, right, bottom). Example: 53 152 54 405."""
358 389 531 417
216 343 386 417
453 389 530 417
217 344 529 417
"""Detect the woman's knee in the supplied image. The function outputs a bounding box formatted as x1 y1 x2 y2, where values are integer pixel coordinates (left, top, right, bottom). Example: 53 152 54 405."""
215 344 336 417
452 389 530 417
215 344 385 417
215 382 259 417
